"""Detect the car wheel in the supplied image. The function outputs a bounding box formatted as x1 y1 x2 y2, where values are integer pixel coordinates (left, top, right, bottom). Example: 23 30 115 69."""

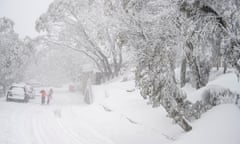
24 97 28 103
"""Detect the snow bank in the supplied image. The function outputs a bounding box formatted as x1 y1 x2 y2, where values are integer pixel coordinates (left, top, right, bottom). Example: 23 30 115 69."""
90 80 183 143
184 73 240 103
208 73 240 94
173 104 240 144
89 71 240 144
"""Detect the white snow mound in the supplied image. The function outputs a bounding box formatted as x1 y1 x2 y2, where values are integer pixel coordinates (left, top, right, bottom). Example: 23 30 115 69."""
173 104 240 144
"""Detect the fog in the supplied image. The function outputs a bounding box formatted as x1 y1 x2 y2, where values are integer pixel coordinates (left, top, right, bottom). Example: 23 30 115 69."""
24 48 96 86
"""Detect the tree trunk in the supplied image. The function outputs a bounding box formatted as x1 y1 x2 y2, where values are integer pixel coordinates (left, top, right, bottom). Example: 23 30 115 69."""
113 57 119 77
223 61 227 74
0 82 8 97
178 117 192 132
113 50 122 77
180 57 187 87
185 41 204 89
235 94 240 105
216 56 220 71
169 108 192 132
193 58 203 89
99 59 112 80
3 85 7 95
101 54 113 78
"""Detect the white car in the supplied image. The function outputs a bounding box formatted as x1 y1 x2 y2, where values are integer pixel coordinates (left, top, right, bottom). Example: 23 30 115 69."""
6 84 29 103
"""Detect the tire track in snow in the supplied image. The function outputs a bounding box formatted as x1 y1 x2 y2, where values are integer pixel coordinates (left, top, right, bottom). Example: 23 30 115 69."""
54 107 97 144
32 107 72 144
0 103 16 144
0 102 39 144
23 106 40 144
32 109 50 144
9 103 35 144
47 107 80 144
32 106 83 144
68 106 115 144
53 106 115 144
56 117 85 144
0 91 114 144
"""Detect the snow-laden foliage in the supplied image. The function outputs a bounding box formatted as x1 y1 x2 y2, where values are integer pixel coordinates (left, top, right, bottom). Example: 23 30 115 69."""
179 1 220 89
180 84 240 122
179 0 240 87
125 0 240 131
119 0 192 132
35 0 134 78
0 17 34 92
202 86 240 107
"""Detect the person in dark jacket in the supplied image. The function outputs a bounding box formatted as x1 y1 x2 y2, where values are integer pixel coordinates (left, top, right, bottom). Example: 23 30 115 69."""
40 90 46 105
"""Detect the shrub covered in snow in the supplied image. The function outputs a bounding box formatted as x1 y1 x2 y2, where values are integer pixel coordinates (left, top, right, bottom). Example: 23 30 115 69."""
202 86 239 107
182 85 240 122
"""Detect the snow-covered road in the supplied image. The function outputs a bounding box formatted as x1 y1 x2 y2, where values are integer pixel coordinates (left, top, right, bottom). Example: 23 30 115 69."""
0 86 174 144
0 88 114 144
1 79 240 144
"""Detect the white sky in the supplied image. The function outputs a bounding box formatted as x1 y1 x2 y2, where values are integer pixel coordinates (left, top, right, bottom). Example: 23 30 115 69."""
0 0 54 38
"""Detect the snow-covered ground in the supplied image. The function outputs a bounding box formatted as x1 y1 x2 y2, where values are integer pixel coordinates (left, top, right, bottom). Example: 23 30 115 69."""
173 104 240 144
0 85 180 144
0 69 239 144
182 68 240 103
91 74 240 144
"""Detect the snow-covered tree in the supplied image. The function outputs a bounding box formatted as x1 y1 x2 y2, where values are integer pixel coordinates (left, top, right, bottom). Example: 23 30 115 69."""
0 17 34 92
178 0 220 89
35 0 132 78
179 0 240 86
117 0 193 131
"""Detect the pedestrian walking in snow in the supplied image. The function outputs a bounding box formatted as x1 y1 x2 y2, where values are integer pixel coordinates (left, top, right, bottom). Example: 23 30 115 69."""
40 89 46 105
47 88 53 105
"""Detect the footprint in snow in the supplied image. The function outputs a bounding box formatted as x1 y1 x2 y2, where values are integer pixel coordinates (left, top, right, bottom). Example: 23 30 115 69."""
54 109 62 118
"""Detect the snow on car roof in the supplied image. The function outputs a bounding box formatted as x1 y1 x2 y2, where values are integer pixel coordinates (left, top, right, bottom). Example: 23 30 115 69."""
11 83 26 88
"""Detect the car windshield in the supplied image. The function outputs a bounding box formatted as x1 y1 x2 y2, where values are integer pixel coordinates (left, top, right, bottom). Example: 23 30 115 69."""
10 87 25 95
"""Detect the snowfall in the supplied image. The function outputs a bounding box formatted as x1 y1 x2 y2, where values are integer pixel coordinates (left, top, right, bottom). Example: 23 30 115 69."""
0 69 240 144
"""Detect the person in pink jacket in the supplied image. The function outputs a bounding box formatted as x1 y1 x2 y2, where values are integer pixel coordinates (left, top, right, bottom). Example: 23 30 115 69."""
40 90 46 105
